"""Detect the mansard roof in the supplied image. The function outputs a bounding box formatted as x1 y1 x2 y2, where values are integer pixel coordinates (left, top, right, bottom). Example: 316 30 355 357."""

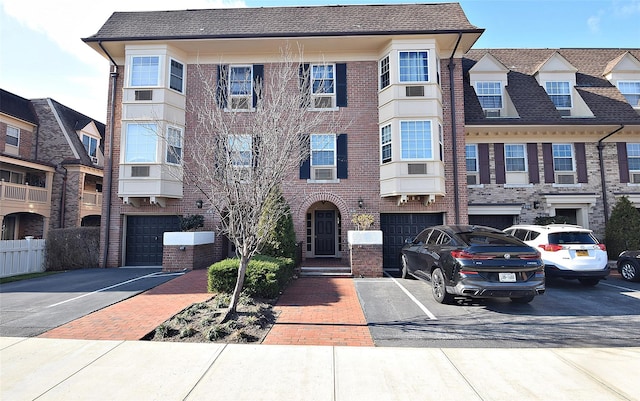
463 48 640 125
83 3 481 42
0 89 38 125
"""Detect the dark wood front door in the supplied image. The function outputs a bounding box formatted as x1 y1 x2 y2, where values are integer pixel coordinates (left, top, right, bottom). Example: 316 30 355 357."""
315 210 335 256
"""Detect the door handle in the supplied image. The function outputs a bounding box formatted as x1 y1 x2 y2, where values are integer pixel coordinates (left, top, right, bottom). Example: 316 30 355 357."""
155 236 158 241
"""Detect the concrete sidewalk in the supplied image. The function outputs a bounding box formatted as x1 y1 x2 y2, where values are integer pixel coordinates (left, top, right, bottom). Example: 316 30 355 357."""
1 336 638 400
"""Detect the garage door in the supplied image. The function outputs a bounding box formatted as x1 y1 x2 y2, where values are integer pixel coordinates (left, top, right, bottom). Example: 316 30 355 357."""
381 213 444 271
468 215 515 230
126 215 180 266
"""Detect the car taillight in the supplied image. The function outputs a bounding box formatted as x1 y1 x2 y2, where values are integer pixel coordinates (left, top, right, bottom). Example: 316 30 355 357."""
539 244 563 252
459 270 479 277
451 250 494 260
519 251 541 260
598 244 606 251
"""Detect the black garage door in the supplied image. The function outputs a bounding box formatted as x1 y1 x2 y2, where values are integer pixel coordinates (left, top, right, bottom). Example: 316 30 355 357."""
126 215 180 266
468 215 516 230
381 213 444 271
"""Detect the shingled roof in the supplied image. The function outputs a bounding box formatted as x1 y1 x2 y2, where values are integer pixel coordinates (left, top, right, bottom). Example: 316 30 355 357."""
0 89 38 125
463 48 640 126
83 3 481 42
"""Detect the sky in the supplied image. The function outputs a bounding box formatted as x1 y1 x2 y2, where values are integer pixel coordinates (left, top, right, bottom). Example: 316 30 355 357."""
1 0 639 122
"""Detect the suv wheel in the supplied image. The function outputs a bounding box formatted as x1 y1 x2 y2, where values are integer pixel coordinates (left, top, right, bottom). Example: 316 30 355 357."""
578 278 600 286
619 260 640 282
431 268 454 304
400 255 409 279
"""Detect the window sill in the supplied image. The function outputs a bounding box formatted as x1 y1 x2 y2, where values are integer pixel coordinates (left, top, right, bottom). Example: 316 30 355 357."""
307 179 340 184
308 107 339 112
504 183 533 188
552 183 582 188
467 184 484 188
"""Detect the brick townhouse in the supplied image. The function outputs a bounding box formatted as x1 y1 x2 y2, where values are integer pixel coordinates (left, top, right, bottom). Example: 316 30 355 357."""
0 89 105 239
83 3 639 271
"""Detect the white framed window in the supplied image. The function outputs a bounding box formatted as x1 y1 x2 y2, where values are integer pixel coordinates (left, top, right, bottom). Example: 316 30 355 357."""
311 64 335 109
380 124 391 164
228 135 252 168
169 59 185 93
399 51 429 83
628 143 640 183
379 55 390 90
400 121 432 160
475 82 503 115
0 169 23 184
553 143 575 184
310 133 336 180
82 134 99 163
505 144 526 172
545 81 572 108
6 125 19 147
125 123 157 163
166 126 182 165
618 81 640 107
466 144 479 185
130 56 160 87
229 65 253 110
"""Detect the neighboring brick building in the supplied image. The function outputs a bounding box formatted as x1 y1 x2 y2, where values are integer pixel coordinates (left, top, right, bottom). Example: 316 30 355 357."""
83 3 639 271
0 89 105 239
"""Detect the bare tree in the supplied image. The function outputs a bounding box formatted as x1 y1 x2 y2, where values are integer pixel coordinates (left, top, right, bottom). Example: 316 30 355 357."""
184 48 341 317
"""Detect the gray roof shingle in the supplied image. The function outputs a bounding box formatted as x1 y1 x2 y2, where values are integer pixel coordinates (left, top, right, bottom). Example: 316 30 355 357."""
83 3 481 42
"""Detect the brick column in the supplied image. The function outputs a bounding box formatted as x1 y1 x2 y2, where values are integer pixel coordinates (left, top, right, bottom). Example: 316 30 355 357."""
348 230 383 278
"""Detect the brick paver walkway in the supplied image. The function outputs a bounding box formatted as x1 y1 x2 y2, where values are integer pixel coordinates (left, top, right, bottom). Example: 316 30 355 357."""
39 269 212 341
263 277 374 347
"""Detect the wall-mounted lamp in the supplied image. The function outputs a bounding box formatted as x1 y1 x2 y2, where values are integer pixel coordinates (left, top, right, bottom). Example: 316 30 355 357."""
358 198 364 208
196 199 203 209
533 201 540 210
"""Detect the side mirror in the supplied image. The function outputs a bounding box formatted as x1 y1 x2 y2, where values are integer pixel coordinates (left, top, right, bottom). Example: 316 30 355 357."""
404 237 414 245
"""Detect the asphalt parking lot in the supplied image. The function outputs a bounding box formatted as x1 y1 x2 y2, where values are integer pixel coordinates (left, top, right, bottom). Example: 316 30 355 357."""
0 268 182 337
356 270 640 348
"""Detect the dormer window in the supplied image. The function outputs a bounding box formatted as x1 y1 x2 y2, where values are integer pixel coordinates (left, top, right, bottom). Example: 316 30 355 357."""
474 81 502 117
82 134 99 164
618 81 640 107
545 81 572 109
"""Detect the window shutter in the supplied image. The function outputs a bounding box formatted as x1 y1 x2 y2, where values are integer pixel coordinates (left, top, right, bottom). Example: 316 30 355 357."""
542 143 554 183
527 143 539 184
299 137 310 179
575 142 587 183
494 143 505 184
478 143 490 184
336 63 347 107
299 63 310 108
252 64 264 108
252 135 261 170
337 134 348 179
617 142 629 183
216 65 228 109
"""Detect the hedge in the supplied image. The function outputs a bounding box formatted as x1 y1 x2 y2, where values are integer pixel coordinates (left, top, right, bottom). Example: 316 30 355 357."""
207 255 294 299
45 227 100 271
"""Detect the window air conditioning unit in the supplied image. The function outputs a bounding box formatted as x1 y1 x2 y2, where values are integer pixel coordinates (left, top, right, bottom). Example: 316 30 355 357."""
90 156 99 164
631 173 640 184
407 163 427 174
555 173 575 184
231 97 250 110
313 96 333 108
467 174 478 185
134 90 153 101
314 168 334 180
557 109 572 117
131 166 150 177
405 86 425 97
483 109 501 118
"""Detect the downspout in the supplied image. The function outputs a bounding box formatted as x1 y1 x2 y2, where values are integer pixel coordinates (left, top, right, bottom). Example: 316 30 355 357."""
58 164 67 228
597 125 624 225
448 33 463 224
34 124 40 160
99 41 119 268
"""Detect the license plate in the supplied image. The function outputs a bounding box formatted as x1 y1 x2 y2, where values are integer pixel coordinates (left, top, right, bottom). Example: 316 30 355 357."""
499 272 516 282
576 250 589 257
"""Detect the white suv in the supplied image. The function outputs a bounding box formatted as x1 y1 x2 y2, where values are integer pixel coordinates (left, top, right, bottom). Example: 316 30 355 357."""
504 224 609 286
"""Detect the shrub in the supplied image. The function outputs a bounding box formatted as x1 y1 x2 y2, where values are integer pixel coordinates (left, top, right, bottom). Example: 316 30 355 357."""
179 214 204 231
45 227 100 271
208 255 294 299
533 216 570 225
259 187 297 259
605 196 640 259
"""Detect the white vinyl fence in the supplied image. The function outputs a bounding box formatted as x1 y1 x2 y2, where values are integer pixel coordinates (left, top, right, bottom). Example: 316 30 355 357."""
0 238 46 278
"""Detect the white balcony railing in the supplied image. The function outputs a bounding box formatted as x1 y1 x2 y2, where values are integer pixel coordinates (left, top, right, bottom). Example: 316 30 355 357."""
82 191 103 206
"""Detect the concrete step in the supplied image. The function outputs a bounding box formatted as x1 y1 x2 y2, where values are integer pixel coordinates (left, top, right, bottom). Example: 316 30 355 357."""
299 266 352 277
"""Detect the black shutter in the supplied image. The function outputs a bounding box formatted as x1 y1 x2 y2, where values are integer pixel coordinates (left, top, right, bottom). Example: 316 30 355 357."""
494 143 505 184
216 65 228 109
299 63 310 108
542 143 554 183
617 142 629 183
336 63 347 107
299 137 310 179
527 143 540 184
478 143 490 184
252 64 264 108
575 142 588 183
337 134 348 179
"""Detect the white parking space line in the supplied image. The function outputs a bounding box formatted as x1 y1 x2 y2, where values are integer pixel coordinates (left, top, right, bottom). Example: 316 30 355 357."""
46 271 184 308
600 282 640 300
383 272 438 320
